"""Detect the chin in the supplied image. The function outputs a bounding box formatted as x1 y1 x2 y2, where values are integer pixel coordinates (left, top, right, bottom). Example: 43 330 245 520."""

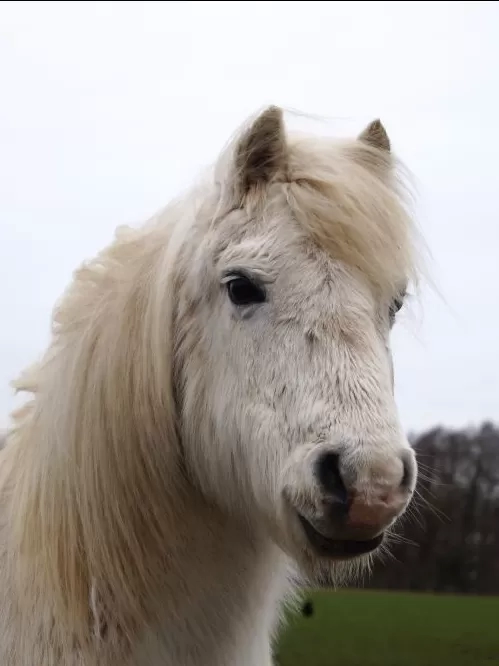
293 545 380 591
277 500 384 589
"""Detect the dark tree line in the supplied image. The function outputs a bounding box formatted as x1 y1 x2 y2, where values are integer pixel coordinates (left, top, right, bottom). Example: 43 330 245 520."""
366 421 499 595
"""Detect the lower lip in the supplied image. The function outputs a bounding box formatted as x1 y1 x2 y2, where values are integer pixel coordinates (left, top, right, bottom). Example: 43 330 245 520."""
298 513 384 558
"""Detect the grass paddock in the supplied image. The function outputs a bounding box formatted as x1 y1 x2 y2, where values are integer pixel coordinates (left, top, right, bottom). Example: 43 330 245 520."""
275 589 499 666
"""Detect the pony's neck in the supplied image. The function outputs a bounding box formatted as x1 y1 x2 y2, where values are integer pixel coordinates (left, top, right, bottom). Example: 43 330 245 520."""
133 497 290 666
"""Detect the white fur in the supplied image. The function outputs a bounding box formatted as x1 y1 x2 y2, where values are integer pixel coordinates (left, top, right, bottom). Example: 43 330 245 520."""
0 107 423 665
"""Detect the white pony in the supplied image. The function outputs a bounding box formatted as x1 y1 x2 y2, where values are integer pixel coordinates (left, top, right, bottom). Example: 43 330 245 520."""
0 106 422 665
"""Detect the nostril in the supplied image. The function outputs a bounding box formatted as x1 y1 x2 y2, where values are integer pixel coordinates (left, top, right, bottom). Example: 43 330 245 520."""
400 451 415 489
315 452 349 506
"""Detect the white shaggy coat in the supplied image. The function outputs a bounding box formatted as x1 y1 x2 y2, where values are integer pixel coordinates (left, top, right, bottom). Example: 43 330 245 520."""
0 106 422 665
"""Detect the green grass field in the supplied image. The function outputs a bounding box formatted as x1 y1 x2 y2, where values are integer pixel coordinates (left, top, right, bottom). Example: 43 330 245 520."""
275 589 499 666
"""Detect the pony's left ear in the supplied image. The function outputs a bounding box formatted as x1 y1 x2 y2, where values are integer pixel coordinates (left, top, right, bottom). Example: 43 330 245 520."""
233 105 288 202
352 118 393 178
358 118 391 152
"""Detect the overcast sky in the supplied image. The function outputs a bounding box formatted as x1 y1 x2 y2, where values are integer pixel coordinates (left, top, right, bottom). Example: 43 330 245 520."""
0 1 497 433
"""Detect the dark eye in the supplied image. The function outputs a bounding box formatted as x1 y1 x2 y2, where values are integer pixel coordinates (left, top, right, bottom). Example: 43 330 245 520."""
389 297 404 322
226 275 266 306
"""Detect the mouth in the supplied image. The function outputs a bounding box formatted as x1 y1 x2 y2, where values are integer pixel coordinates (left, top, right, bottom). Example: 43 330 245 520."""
298 513 384 558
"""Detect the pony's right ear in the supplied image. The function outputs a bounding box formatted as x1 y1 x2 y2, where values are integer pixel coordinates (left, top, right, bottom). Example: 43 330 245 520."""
232 105 288 202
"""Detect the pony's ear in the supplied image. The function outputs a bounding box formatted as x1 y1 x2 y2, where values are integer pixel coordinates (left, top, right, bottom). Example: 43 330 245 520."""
350 118 393 179
233 105 288 201
358 118 391 152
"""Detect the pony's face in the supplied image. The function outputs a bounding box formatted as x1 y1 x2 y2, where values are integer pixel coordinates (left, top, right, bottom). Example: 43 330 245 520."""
178 107 418 583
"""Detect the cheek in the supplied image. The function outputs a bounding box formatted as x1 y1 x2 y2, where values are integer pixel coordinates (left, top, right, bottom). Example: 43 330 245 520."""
381 332 395 392
198 314 278 436
209 322 329 443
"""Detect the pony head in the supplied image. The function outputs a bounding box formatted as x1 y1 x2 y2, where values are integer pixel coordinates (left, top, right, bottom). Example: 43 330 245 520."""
8 105 422 654
179 106 420 582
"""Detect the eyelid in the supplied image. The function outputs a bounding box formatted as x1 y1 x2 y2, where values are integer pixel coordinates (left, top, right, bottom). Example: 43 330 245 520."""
220 267 274 285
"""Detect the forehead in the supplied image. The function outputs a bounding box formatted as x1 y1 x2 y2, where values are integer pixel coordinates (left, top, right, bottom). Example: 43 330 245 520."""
212 208 383 318
213 205 411 307
211 133 418 301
